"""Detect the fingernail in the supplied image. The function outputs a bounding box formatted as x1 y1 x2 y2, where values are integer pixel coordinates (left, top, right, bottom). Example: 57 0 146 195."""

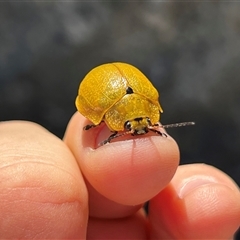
178 176 218 199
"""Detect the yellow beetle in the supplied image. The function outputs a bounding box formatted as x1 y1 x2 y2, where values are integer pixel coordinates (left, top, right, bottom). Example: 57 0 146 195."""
76 62 194 145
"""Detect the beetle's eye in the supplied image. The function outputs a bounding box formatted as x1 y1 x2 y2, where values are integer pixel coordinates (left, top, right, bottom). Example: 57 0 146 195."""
124 121 132 131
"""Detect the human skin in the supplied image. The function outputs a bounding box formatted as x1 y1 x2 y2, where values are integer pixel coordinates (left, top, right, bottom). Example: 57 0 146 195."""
0 112 239 239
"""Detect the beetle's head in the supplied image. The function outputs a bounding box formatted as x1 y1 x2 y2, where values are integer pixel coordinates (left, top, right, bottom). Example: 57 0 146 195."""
124 117 151 135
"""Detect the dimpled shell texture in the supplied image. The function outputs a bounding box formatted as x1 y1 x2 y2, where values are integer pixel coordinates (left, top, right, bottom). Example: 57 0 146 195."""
75 62 163 130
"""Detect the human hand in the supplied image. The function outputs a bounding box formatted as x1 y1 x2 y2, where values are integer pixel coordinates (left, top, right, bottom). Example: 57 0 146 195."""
0 113 239 239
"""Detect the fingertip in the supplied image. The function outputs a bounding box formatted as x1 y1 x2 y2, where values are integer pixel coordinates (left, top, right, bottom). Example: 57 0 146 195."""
148 164 240 239
65 113 179 206
87 137 179 205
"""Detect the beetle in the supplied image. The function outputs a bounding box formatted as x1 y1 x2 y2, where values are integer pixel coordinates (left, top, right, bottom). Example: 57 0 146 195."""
75 62 194 145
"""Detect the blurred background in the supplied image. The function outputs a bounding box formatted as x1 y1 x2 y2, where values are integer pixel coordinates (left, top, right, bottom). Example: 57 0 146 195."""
0 2 240 237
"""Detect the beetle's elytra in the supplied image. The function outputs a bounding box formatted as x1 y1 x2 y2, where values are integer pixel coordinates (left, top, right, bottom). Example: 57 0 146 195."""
75 62 194 145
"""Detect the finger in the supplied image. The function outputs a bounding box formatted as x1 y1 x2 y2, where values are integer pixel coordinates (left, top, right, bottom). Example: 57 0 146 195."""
0 121 88 239
148 163 240 239
64 112 179 213
87 210 148 239
84 176 144 218
64 112 143 218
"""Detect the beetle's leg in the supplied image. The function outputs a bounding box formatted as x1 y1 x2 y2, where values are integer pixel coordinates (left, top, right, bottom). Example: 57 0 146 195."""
149 129 167 137
83 124 97 130
83 121 103 130
100 131 118 145
148 122 167 137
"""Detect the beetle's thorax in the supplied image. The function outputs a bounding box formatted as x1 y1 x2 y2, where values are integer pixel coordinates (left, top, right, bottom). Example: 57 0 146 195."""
104 93 161 132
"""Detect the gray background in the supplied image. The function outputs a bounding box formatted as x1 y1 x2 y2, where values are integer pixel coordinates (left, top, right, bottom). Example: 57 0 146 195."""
0 2 240 237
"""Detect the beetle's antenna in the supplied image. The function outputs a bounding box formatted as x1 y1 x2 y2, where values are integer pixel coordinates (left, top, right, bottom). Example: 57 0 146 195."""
159 122 195 128
99 122 195 146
